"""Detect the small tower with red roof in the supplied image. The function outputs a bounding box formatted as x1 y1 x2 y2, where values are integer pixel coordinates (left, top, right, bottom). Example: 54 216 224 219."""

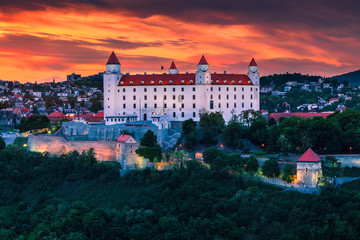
106 51 121 74
247 58 260 85
196 55 211 84
296 148 322 187
169 61 179 74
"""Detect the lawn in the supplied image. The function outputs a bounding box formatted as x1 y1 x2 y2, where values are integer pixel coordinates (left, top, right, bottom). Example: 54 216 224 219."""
13 137 28 147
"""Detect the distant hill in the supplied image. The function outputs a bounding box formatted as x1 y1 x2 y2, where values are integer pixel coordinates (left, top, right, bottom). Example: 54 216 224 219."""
331 69 360 86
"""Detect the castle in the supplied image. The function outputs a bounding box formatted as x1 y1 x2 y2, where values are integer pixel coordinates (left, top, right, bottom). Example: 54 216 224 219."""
104 52 260 128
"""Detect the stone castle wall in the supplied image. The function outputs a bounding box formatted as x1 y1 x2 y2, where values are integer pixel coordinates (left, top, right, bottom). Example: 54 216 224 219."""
28 135 117 161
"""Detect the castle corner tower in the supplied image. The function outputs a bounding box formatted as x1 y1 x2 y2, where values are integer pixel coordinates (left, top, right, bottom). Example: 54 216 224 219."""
247 58 259 85
196 55 211 84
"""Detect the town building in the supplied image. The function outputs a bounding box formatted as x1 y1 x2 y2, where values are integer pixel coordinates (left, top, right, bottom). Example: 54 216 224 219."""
296 148 322 187
103 52 260 128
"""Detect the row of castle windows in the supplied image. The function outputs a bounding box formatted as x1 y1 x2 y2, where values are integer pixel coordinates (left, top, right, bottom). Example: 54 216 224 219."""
109 94 253 101
112 86 256 93
109 102 252 109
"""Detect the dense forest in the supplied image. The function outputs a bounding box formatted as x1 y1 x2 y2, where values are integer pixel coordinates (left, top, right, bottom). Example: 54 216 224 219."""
1 146 360 239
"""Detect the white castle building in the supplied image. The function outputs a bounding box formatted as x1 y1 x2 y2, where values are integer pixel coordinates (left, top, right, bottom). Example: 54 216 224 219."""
104 52 260 128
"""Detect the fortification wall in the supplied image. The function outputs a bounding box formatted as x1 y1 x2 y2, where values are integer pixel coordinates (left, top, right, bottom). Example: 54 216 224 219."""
28 135 117 161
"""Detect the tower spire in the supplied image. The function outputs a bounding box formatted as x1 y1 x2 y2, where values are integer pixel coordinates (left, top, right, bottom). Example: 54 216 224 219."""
106 51 120 65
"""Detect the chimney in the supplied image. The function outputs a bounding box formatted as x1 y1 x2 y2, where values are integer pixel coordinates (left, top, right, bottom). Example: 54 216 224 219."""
224 71 226 74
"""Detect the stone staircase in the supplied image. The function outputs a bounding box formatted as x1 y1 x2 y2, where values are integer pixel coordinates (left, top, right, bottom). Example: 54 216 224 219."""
163 128 181 149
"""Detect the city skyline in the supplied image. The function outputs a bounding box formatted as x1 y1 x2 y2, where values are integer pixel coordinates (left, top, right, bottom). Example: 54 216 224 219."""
0 0 360 82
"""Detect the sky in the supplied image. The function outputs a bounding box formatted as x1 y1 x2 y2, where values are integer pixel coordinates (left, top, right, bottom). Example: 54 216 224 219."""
0 0 359 83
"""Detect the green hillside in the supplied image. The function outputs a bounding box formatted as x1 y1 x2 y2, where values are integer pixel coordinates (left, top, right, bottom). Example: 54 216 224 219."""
331 69 360 86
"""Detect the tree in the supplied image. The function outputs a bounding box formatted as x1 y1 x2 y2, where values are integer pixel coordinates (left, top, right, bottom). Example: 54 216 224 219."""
0 136 5 151
325 156 341 177
173 150 188 167
221 117 244 149
276 135 291 156
182 119 197 136
184 132 198 150
262 159 280 178
245 156 259 172
202 147 225 165
282 164 297 183
18 115 50 133
140 130 158 147
199 111 225 145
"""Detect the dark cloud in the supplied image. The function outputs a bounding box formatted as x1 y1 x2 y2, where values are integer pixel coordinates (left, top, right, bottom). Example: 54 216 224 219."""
1 0 360 33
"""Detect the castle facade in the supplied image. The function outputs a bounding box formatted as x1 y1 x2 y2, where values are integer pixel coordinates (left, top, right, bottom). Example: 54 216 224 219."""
104 52 260 128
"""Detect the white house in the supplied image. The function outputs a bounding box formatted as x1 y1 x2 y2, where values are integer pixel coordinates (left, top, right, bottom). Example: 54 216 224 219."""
103 52 260 128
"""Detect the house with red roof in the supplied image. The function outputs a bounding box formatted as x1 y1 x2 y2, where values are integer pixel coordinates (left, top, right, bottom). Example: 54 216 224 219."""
296 148 322 187
269 112 333 122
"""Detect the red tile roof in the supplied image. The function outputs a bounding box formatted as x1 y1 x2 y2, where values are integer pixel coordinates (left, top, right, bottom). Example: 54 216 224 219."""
48 111 66 118
297 149 321 162
198 55 208 65
117 73 252 86
116 134 131 143
169 61 177 69
249 58 257 66
106 51 120 65
21 107 30 112
269 112 333 121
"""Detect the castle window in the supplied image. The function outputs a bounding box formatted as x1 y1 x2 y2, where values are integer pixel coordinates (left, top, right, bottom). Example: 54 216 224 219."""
164 95 167 100
234 103 237 108
210 100 214 109
211 87 213 91
210 95 213 99
181 87 184 92
108 98 109 100
173 87 175 92
108 106 110 108
242 87 244 91
154 88 157 92
193 87 195 91
193 112 196 118
242 95 244 99
164 103 167 108
154 95 157 100
193 95 195 100
226 95 229 100
181 103 184 108
219 103 221 108
169 80 173 84
226 87 229 91
173 103 176 108
133 104 136 108
181 112 184 117
133 88 136 92
251 87 253 91
145 103 147 108
227 103 229 108
173 112 176 117
123 96 125 100
173 95 175 100
234 87 236 91
154 103 157 108
234 95 236 100
251 103 253 108
118 90 120 92
242 103 244 108
251 95 253 99
218 95 221 100
144 95 147 100
141 81 144 85
181 95 184 100
144 88 147 92
133 96 136 100
123 89 125 92
164 87 167 92
193 103 196 108
181 80 184 84
130 81 133 85
218 87 221 91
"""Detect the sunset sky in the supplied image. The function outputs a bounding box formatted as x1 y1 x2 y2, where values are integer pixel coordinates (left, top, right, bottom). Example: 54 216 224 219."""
0 0 359 82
